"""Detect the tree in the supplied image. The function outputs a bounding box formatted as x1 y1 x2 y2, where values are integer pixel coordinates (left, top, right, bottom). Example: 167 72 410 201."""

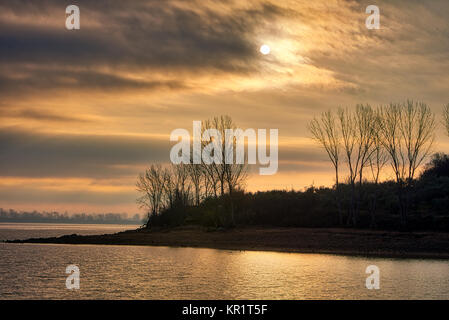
166 163 191 208
378 100 435 226
138 115 249 228
199 115 249 225
367 110 388 227
136 164 169 226
308 110 343 225
201 117 223 197
444 104 449 137
337 106 377 226
202 115 235 197
187 163 204 206
420 153 449 179
352 105 378 225
354 105 378 185
137 164 197 227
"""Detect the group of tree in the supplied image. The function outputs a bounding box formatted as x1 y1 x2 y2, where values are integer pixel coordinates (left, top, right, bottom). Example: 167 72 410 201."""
309 101 438 227
136 115 248 227
137 101 449 231
0 208 143 224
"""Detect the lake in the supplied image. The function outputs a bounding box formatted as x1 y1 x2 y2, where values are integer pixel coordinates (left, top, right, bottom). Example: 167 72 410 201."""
0 223 448 299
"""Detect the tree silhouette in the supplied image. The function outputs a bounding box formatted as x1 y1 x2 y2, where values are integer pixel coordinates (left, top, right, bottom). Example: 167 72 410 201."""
309 110 343 225
137 116 248 227
444 104 449 137
378 101 435 226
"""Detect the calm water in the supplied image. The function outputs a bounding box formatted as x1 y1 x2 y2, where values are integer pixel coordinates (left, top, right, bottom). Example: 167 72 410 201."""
0 223 448 299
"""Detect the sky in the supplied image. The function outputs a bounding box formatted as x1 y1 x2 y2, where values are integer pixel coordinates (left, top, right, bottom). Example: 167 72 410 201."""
1 0 449 215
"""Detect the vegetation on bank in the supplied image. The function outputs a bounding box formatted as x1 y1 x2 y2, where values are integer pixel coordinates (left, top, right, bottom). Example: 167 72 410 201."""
0 209 143 225
137 102 449 231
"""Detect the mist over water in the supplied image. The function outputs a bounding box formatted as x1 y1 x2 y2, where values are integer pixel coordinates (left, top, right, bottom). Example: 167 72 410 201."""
0 224 448 299
0 222 140 241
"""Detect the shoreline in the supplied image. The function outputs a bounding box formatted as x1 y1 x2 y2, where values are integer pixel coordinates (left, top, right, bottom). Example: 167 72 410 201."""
5 226 449 259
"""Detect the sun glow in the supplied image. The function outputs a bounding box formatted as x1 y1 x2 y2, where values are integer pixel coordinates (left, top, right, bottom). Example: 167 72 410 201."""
260 44 270 55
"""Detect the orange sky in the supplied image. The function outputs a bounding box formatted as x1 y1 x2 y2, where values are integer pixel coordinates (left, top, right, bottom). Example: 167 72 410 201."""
1 0 449 214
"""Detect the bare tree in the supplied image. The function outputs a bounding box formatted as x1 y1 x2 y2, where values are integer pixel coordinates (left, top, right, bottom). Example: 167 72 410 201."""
308 110 343 225
207 116 234 196
334 105 378 226
337 108 361 225
201 118 223 197
353 105 378 225
187 163 204 206
137 163 197 227
202 165 216 198
136 164 169 226
367 110 388 228
354 105 378 185
378 101 435 226
223 130 249 225
220 116 249 224
444 103 449 137
222 123 249 194
166 163 191 208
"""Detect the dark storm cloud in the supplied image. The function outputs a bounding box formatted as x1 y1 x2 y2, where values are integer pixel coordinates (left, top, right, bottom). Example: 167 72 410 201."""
0 107 91 123
0 128 170 178
0 0 290 94
0 68 186 95
0 127 329 178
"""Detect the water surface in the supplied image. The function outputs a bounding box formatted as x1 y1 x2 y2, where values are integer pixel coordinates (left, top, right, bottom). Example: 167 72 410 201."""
0 222 140 241
0 223 448 299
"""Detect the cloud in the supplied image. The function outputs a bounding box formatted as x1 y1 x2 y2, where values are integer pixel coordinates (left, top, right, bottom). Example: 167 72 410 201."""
0 0 296 96
0 184 137 205
0 128 170 178
0 127 331 178
2 0 449 213
3 0 449 99
0 68 187 95
0 107 92 123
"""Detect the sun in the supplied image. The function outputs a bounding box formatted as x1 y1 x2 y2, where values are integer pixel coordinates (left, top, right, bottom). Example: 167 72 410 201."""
260 44 270 55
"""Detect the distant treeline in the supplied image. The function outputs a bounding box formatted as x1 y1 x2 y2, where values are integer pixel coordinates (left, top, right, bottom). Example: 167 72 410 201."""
138 103 449 231
0 209 144 225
